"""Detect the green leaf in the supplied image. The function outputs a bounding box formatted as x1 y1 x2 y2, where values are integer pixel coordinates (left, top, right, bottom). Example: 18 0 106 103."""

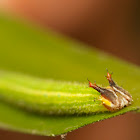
0 14 140 136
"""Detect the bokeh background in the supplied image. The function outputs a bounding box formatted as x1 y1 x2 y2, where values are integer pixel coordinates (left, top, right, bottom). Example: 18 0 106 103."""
0 0 139 140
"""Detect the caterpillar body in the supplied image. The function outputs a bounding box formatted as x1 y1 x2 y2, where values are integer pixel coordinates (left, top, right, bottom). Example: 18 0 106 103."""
0 71 132 115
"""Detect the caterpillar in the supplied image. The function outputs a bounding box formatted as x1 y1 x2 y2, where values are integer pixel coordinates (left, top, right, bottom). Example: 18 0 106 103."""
0 71 132 115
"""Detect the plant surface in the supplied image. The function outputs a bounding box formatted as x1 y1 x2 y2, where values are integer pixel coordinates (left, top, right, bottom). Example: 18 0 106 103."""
0 14 139 136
